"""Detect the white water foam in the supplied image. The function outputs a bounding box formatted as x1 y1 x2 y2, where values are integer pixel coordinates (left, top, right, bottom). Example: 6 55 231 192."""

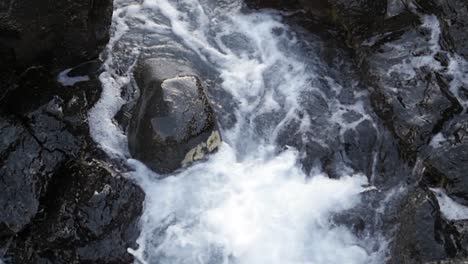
88 0 388 263
431 188 468 221
429 132 446 148
57 68 90 86
129 146 373 264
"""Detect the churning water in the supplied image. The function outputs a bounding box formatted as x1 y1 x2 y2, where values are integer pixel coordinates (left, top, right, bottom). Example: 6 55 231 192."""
89 0 390 263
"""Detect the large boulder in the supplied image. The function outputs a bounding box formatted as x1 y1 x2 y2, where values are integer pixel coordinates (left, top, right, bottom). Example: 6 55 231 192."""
128 58 221 174
0 0 113 71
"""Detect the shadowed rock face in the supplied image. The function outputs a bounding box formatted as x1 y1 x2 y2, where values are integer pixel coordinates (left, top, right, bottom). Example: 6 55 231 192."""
244 0 386 40
0 0 113 71
128 58 221 174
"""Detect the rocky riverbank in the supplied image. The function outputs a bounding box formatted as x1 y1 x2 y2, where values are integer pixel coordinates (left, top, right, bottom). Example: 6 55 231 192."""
0 1 144 263
1 0 468 263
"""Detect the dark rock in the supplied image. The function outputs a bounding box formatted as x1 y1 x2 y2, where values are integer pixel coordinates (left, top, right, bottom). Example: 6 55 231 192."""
0 98 80 238
7 159 144 264
360 14 462 154
273 35 409 187
128 58 221 174
391 188 465 263
423 114 468 205
415 0 468 59
0 0 145 262
1 66 58 114
245 0 301 10
245 0 386 42
0 55 143 263
0 115 47 236
0 0 113 71
316 0 387 42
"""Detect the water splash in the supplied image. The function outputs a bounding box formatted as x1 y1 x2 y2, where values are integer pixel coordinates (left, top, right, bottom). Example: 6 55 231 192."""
88 0 389 263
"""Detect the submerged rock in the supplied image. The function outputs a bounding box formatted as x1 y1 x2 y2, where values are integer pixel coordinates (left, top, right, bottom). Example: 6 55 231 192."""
129 58 221 174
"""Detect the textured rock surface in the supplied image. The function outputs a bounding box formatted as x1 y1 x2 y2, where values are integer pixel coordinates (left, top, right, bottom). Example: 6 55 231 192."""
0 100 80 237
7 159 144 264
415 0 468 59
424 115 468 206
0 61 144 263
0 0 113 70
0 0 145 262
362 14 461 153
128 58 221 174
391 188 468 263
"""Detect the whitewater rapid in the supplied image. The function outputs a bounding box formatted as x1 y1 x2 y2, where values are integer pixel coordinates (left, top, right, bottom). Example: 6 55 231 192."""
89 0 389 263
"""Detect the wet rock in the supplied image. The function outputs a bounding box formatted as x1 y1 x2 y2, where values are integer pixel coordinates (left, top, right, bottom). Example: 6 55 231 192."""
317 0 387 42
246 0 468 262
7 159 144 264
0 57 144 263
0 0 113 70
358 12 464 155
244 0 301 10
246 0 386 42
391 188 465 263
415 0 468 59
129 58 221 174
249 0 466 157
0 0 144 262
423 115 468 205
0 97 80 239
274 37 410 187
0 115 48 237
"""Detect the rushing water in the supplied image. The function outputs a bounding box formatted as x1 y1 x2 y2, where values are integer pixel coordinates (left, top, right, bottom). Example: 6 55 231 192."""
89 0 391 263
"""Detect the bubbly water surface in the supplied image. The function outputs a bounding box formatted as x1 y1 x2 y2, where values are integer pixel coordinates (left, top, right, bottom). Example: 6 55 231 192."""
88 0 392 263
